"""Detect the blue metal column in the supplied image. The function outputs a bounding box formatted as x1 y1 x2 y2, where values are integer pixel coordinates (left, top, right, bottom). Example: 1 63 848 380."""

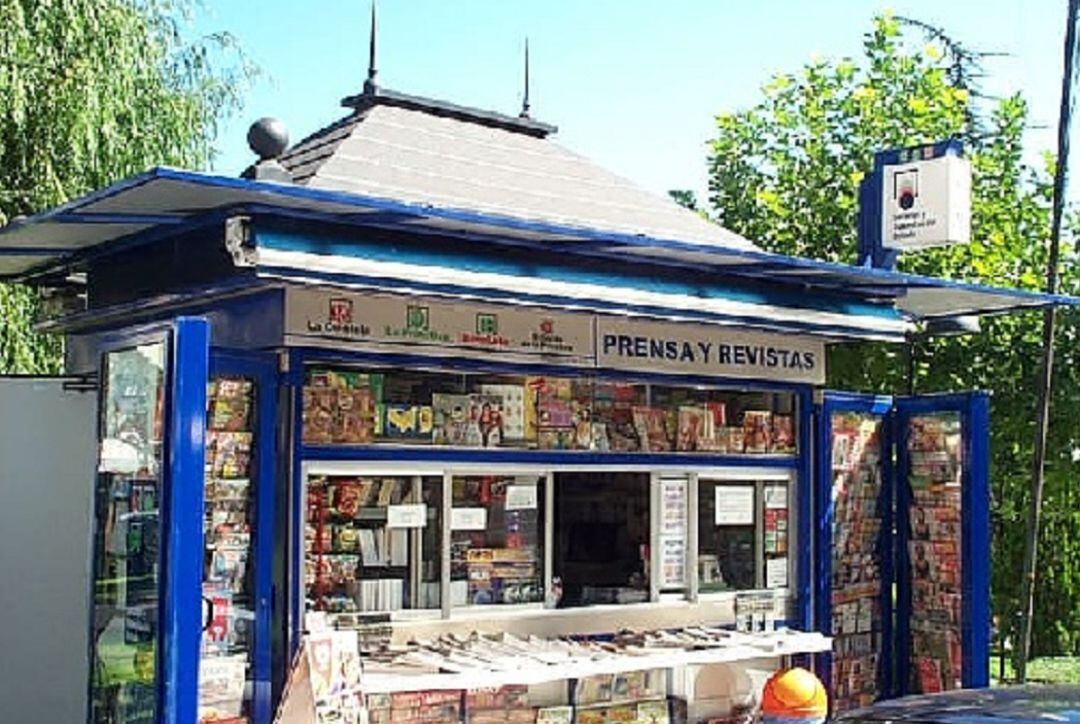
962 391 991 688
160 317 210 724
796 387 814 631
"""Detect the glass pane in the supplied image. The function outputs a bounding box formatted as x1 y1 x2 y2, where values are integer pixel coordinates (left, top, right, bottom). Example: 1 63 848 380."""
451 474 544 606
698 481 756 592
304 474 439 614
90 342 167 724
554 472 649 606
907 412 963 694
829 412 885 711
199 376 257 723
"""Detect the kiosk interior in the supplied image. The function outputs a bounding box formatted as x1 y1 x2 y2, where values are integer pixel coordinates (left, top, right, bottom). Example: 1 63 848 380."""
0 87 1072 724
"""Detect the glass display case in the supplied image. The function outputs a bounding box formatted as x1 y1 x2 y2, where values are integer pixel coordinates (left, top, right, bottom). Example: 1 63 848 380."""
697 476 792 593
304 473 441 615
450 474 544 606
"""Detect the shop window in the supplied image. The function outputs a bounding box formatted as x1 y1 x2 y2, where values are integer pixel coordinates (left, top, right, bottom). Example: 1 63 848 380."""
554 472 650 606
450 475 544 606
304 474 441 614
697 478 791 593
301 364 798 456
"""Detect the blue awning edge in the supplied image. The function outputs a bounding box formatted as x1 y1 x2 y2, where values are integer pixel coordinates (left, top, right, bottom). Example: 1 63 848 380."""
0 166 1075 324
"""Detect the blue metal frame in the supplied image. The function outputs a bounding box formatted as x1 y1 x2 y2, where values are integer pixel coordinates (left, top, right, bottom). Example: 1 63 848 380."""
894 391 991 694
814 391 896 702
208 351 279 724
160 317 210 724
795 388 814 631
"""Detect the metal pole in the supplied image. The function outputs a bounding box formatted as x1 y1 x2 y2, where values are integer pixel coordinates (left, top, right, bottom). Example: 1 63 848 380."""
1017 0 1080 682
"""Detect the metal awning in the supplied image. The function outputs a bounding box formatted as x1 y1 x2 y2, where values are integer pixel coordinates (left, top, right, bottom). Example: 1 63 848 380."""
0 167 1073 322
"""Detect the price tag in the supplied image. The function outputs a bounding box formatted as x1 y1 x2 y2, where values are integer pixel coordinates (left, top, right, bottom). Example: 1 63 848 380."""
764 484 788 510
715 486 754 525
387 503 427 528
766 557 789 589
451 507 487 531
506 484 538 511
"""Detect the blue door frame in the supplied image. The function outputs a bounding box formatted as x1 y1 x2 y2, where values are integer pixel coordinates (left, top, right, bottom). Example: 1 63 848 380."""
207 351 279 724
814 391 896 703
815 390 991 703
161 318 210 724
895 391 991 694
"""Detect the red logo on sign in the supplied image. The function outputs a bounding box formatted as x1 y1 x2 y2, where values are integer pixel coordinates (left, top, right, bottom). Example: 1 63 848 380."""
328 298 353 324
540 319 554 335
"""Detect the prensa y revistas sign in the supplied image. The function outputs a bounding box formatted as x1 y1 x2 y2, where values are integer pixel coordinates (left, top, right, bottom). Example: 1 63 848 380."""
595 317 825 385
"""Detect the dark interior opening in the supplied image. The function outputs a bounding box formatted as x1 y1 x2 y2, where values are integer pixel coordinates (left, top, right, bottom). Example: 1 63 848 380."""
554 472 650 607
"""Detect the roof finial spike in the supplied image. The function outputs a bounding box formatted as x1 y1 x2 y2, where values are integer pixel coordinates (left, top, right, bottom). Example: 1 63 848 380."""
519 37 531 119
364 1 378 95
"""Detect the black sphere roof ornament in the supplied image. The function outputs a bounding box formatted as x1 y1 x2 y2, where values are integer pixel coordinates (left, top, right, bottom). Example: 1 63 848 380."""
364 1 379 96
519 38 531 119
247 117 289 160
242 117 292 183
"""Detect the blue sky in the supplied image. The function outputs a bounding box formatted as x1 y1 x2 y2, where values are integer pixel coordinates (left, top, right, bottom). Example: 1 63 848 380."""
195 0 1068 203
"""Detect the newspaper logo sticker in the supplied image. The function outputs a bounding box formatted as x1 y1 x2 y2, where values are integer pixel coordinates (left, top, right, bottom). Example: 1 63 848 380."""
476 312 499 335
893 169 919 211
406 305 430 332
328 297 353 325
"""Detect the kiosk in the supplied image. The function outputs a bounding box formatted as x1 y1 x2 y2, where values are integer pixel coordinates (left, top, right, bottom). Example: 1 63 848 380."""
0 85 1072 723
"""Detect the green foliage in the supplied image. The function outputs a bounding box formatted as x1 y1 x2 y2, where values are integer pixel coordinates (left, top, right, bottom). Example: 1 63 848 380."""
0 0 250 373
706 13 1080 658
669 189 699 211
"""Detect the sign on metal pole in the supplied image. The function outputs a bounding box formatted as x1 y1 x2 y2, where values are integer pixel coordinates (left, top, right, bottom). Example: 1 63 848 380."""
859 140 972 269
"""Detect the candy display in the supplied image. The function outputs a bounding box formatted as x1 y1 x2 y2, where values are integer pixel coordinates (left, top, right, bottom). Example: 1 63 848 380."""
907 413 964 694
828 412 885 712
200 376 257 723
301 366 797 456
451 475 543 606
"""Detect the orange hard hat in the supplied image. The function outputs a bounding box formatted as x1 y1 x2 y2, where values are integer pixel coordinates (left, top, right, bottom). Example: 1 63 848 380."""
761 667 828 717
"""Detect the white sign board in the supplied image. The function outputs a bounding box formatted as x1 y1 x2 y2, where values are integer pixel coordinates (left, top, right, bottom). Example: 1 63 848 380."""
766 557 789 589
387 503 427 528
882 153 971 250
596 317 825 385
286 287 594 364
715 485 755 526
505 484 538 511
451 507 488 531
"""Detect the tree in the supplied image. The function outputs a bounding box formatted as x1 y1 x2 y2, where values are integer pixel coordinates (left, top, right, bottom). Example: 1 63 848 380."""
705 13 1080 663
0 0 250 373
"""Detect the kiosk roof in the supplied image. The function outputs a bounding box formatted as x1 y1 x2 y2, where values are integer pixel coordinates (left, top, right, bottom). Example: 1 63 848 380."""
0 165 1072 328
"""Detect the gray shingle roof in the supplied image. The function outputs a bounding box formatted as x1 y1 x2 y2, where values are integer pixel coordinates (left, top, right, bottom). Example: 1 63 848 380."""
279 93 759 251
